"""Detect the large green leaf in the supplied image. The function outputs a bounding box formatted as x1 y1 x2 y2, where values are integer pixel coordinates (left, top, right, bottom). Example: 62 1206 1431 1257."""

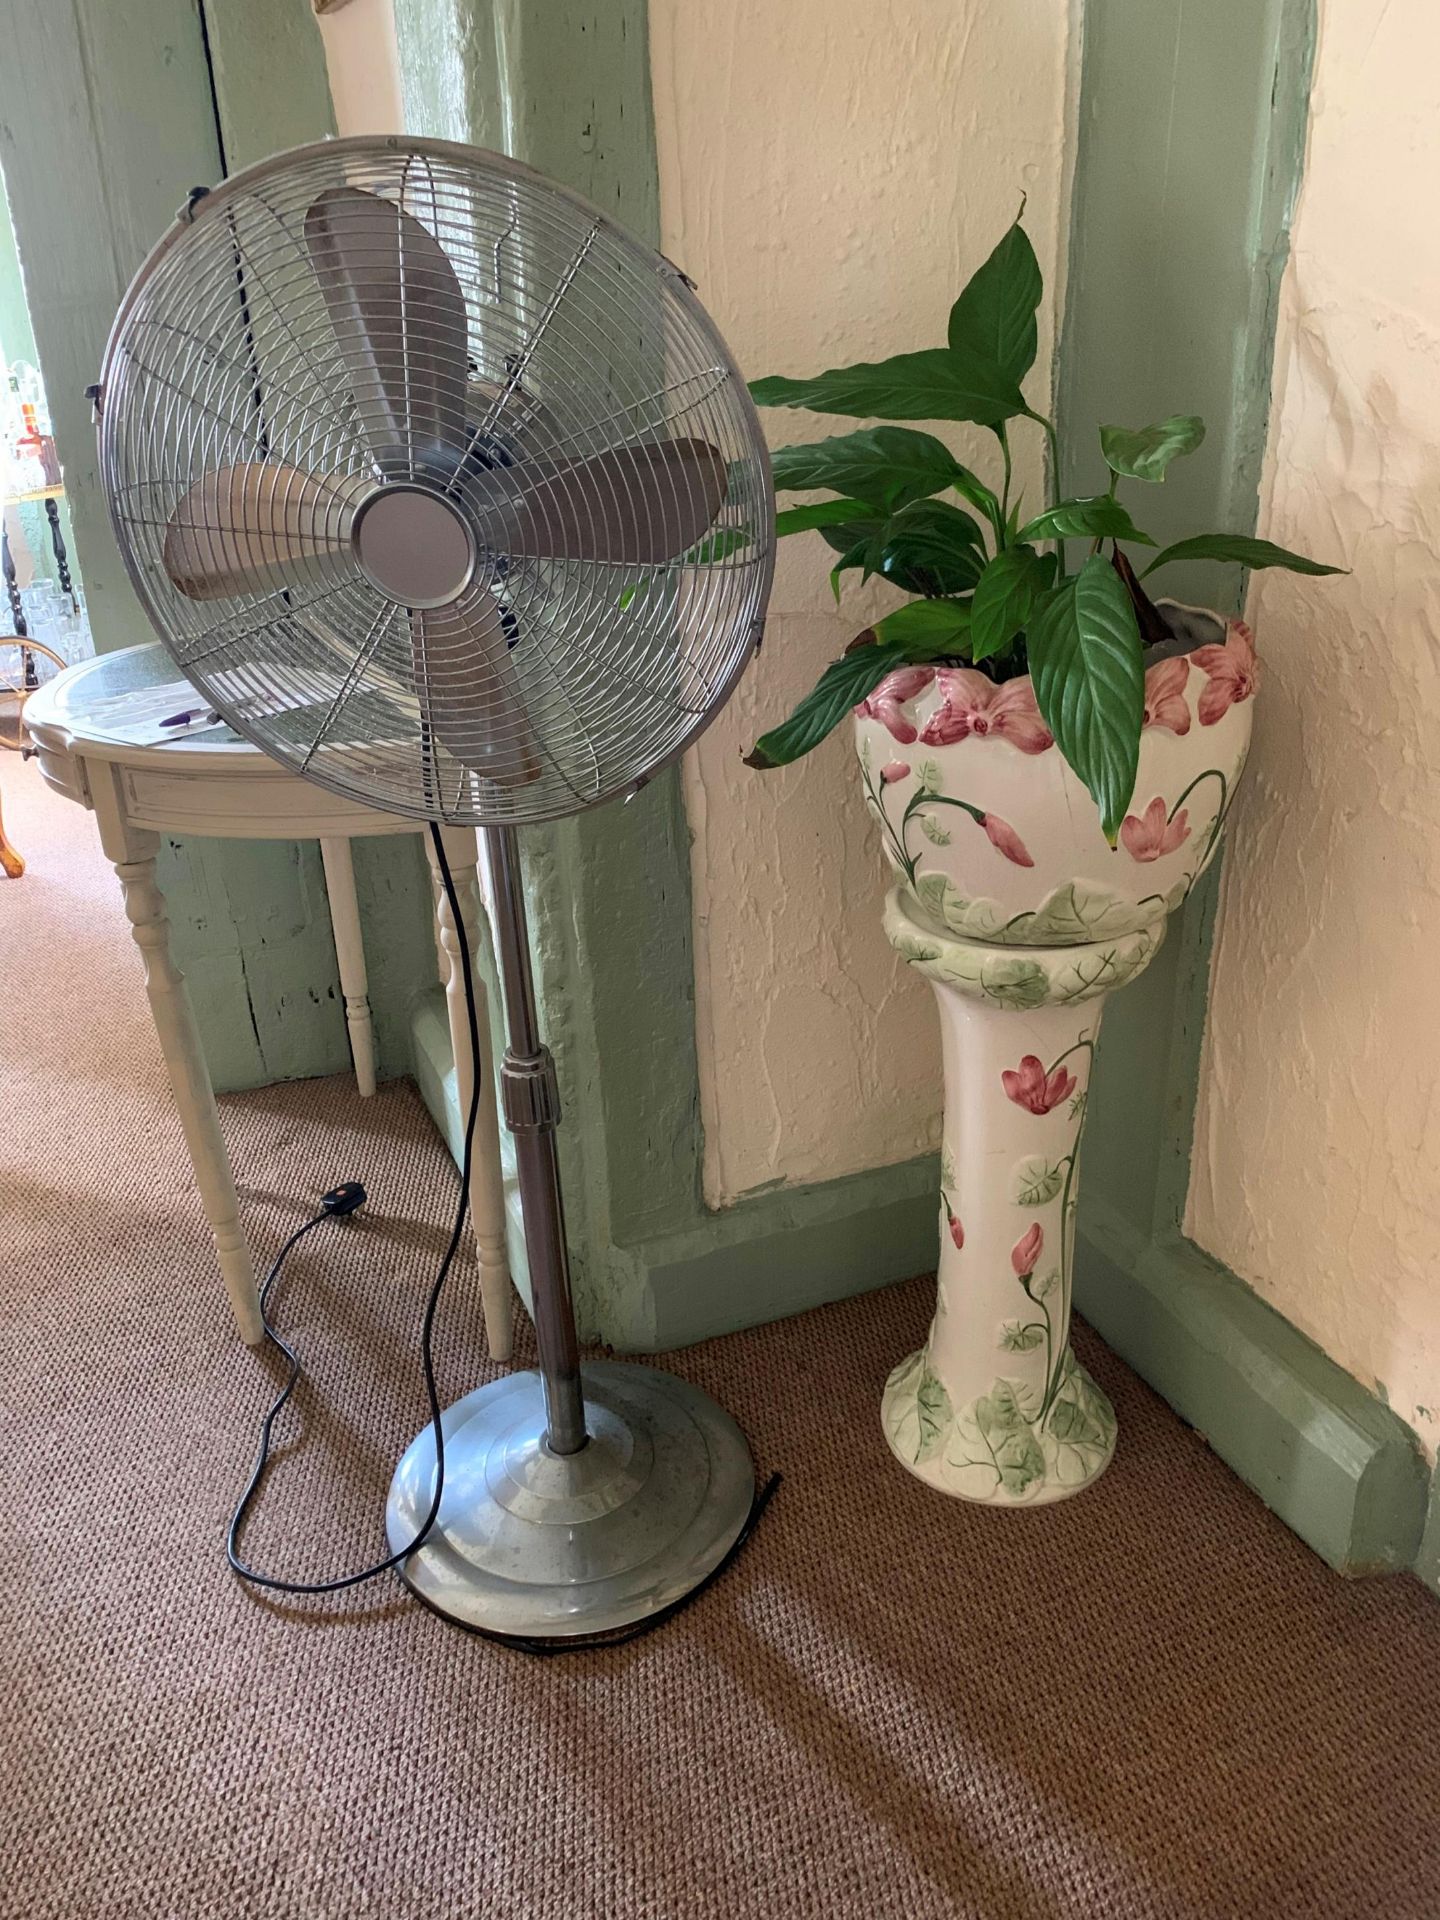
774 497 873 537
1141 532 1346 578
1027 556 1145 844
874 598 972 649
828 532 880 603
873 499 987 597
818 518 882 558
1019 497 1156 545
969 543 1054 663
1099 414 1205 482
750 348 1025 428
771 426 966 511
745 640 923 769
948 215 1043 386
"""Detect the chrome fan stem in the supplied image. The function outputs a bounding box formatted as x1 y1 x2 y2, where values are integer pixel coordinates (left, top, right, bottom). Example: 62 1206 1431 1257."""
482 822 586 1456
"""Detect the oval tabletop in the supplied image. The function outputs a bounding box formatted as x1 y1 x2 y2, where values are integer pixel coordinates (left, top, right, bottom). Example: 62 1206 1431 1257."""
24 643 414 839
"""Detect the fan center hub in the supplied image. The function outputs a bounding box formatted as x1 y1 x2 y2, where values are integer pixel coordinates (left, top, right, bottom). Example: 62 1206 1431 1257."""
352 484 476 610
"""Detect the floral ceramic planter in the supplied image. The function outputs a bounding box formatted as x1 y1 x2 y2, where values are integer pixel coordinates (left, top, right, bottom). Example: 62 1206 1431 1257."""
855 602 1256 950
856 602 1257 1505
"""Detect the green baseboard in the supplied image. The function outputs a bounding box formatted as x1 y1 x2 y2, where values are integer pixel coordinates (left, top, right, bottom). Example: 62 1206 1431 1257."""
1416 1480 1440 1600
411 984 938 1350
1076 1198 1429 1580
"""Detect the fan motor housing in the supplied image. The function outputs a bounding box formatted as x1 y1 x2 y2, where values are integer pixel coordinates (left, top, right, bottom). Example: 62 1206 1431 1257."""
352 484 478 610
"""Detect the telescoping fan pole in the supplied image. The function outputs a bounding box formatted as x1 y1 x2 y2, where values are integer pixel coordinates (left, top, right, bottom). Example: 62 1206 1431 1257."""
481 823 587 1457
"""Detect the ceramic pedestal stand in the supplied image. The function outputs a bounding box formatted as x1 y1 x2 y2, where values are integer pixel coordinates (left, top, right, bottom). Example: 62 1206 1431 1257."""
854 601 1257 1507
880 894 1164 1504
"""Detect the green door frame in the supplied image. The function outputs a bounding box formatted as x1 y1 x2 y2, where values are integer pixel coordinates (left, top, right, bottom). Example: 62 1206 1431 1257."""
0 0 437 1093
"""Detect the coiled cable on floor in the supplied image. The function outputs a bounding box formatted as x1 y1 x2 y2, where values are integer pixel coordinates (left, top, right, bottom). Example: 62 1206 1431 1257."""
225 821 482 1595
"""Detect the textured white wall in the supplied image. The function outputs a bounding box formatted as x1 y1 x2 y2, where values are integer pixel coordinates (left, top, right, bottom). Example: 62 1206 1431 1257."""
316 0 404 135
1189 0 1440 1459
649 0 1076 1205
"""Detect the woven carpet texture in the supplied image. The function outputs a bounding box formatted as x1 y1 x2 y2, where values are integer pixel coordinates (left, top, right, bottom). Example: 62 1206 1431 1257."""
3 758 1439 1920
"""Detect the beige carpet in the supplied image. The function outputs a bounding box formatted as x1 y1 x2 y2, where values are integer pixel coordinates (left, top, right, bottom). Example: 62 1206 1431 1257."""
3 754 1439 1920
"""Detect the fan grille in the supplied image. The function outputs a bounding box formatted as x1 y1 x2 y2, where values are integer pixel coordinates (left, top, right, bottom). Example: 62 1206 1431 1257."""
99 137 774 825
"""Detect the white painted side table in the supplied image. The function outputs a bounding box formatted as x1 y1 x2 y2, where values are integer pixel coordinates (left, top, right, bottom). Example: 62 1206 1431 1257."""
24 643 514 1360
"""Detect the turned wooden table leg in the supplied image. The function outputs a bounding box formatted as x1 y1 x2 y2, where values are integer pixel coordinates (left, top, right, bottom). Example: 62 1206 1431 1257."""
426 824 514 1364
91 769 262 1345
0 774 23 878
319 836 376 1098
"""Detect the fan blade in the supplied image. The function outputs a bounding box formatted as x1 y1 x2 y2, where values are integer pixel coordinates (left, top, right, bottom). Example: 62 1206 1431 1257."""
478 437 726 564
411 594 541 786
163 463 365 600
304 187 469 466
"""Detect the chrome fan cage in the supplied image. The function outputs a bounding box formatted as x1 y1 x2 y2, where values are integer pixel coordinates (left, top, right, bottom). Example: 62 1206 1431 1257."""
98 135 774 826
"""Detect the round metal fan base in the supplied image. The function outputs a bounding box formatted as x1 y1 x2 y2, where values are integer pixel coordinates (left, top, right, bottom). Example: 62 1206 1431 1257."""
385 1361 755 1638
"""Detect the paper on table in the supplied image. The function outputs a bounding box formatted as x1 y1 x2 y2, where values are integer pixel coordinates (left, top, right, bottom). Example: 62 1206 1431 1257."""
84 679 230 747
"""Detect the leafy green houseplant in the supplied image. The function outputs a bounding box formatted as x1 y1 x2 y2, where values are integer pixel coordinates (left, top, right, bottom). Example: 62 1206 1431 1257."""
743 210 1341 844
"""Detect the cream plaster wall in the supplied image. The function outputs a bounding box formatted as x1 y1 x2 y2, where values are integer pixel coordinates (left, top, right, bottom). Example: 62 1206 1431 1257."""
316 0 404 135
649 0 1076 1205
1188 0 1440 1459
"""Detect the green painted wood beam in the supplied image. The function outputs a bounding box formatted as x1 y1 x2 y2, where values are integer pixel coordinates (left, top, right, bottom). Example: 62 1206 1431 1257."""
1061 0 1430 1585
0 0 437 1092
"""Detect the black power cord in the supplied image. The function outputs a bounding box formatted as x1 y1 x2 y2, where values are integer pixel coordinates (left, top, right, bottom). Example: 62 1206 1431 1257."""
227 822 780 1637
226 821 484 1595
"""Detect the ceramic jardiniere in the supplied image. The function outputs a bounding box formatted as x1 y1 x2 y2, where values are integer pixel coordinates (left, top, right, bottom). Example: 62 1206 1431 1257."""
855 602 1256 1505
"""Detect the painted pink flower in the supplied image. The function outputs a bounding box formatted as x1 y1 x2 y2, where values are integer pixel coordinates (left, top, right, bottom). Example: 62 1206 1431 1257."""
979 812 1034 868
880 760 911 785
1142 655 1191 735
1002 1054 1077 1116
1192 618 1259 726
855 666 936 744
946 1208 965 1251
917 668 1054 754
1011 1223 1043 1277
1119 796 1191 864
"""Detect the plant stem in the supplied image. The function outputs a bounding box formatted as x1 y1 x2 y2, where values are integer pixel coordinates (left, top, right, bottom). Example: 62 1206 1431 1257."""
998 424 1013 546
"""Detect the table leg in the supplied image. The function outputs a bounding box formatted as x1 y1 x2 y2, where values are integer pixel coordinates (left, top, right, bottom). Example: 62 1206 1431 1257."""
0 774 23 878
426 825 514 1364
319 836 376 1098
91 771 262 1345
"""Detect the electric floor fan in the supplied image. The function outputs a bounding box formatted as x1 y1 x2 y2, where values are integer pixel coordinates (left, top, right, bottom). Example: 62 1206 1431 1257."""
95 136 775 1639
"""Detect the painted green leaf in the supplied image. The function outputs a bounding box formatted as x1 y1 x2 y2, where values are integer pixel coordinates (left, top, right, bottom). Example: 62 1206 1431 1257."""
919 815 951 847
1012 1156 1064 1206
969 543 1055 663
873 499 988 597
1099 414 1205 482
1027 557 1145 844
774 497 874 537
874 598 972 649
1018 496 1156 546
974 955 1049 1010
1022 878 1146 944
1140 532 1346 579
974 1380 1047 1495
771 427 968 512
999 1321 1046 1353
940 1142 957 1187
948 215 1043 386
746 641 915 768
914 1368 952 1461
750 348 1026 428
